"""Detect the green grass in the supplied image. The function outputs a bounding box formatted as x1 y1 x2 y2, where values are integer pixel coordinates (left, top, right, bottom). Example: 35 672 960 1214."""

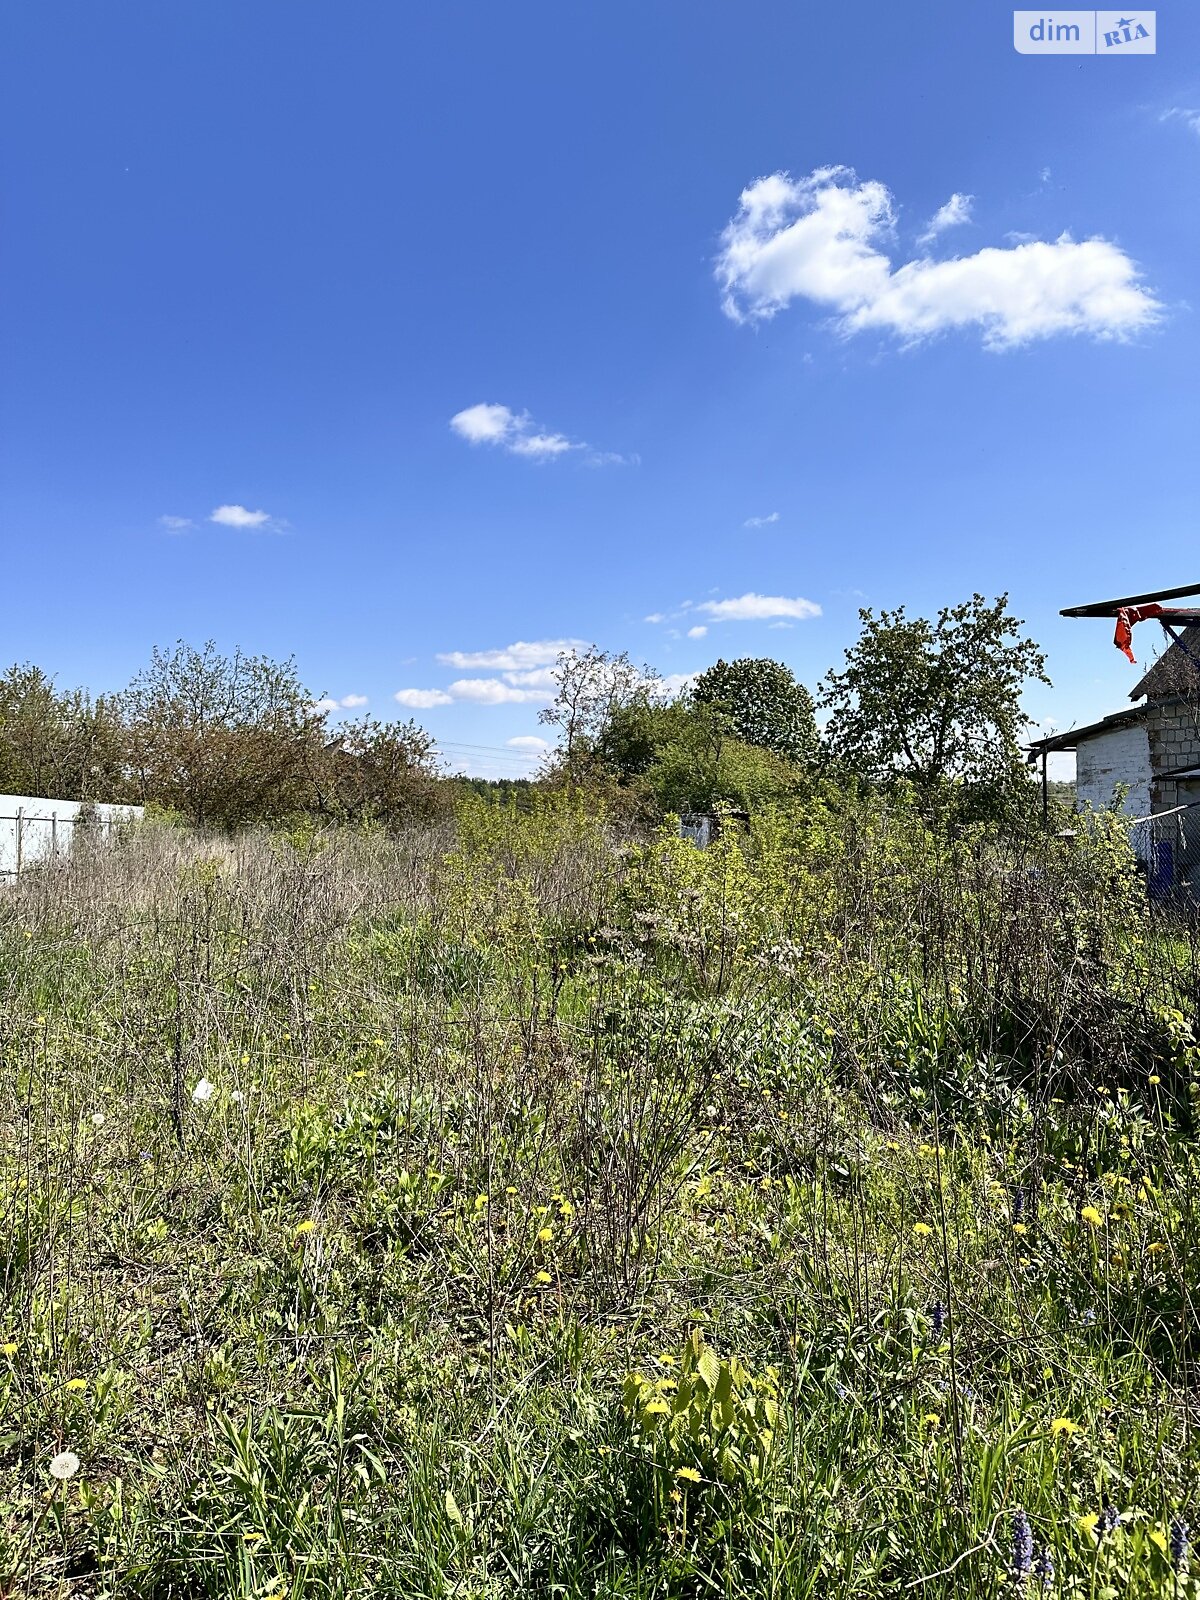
1 801 1198 1598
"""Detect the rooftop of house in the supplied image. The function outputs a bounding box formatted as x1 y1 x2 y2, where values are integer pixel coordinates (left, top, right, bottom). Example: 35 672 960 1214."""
1028 621 1200 757
1027 705 1145 755
1130 624 1200 702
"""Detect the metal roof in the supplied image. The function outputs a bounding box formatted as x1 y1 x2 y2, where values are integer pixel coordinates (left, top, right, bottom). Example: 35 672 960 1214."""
1060 582 1200 618
1026 704 1145 754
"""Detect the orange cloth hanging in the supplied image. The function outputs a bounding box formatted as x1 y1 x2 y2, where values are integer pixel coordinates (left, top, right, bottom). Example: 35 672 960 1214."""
1114 603 1165 663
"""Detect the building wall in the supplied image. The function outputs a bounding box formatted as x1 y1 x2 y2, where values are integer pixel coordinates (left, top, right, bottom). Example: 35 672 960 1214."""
1147 699 1200 812
1074 721 1152 816
0 794 143 877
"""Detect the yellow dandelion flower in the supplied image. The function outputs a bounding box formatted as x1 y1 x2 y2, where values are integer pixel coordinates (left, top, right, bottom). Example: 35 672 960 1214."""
1078 1513 1100 1535
537 1226 554 1243
65 1378 88 1393
1013 1222 1028 1236
534 1270 552 1284
1147 1241 1167 1255
912 1222 933 1238
1149 1075 1161 1086
293 1219 316 1237
1050 1417 1081 1437
644 1399 670 1415
921 1412 940 1429
1080 1206 1104 1228
1 1342 16 1357
675 1467 701 1483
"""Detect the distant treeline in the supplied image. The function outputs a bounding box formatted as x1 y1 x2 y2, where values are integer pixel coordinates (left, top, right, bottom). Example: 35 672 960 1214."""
2 594 1061 832
0 645 450 830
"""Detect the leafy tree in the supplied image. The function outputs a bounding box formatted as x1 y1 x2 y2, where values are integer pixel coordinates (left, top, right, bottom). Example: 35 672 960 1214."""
819 593 1049 802
539 646 659 773
598 697 803 816
691 657 819 763
0 663 125 802
310 716 447 827
122 641 326 828
451 776 538 812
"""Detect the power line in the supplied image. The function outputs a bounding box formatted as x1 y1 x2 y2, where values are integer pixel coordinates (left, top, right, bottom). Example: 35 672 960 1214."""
433 738 549 756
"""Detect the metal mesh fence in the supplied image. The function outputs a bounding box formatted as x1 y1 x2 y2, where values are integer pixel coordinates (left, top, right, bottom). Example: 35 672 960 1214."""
1130 801 1200 906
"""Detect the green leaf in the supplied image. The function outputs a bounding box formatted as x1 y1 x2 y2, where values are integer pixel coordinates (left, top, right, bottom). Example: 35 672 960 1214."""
697 1346 721 1391
444 1489 462 1526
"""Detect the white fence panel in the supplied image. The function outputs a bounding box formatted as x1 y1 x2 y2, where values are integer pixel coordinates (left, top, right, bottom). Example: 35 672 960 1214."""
0 795 143 878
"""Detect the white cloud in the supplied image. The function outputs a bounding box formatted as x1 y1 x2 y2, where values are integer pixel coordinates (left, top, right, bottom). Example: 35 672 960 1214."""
661 672 699 696
507 735 551 753
448 403 516 444
210 504 273 529
918 192 974 246
450 402 617 463
502 666 557 689
743 512 780 529
450 404 632 466
508 430 574 458
436 639 584 671
159 514 194 532
687 625 708 639
716 166 1160 349
643 613 665 624
1162 107 1200 138
394 688 454 709
314 694 369 713
696 592 822 623
447 678 551 705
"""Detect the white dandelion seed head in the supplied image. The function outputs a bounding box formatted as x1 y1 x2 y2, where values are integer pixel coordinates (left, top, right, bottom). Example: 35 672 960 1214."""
90 1113 105 1127
49 1450 80 1480
191 1078 214 1103
229 1089 245 1105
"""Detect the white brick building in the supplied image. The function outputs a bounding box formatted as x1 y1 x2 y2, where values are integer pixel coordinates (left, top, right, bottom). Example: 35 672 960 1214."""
1030 624 1200 896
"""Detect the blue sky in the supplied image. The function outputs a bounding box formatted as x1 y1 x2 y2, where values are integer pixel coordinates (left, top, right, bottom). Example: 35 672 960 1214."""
3 2 1197 777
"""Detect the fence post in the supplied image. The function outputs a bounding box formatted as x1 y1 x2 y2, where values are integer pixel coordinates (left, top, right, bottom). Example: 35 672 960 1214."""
15 810 22 877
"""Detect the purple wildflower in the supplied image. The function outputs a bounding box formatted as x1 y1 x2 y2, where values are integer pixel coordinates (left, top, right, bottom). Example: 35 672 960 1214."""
1011 1510 1034 1581
1170 1517 1189 1574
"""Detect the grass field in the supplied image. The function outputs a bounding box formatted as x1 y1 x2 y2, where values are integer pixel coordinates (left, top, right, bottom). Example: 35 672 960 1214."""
2 798 1198 1598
